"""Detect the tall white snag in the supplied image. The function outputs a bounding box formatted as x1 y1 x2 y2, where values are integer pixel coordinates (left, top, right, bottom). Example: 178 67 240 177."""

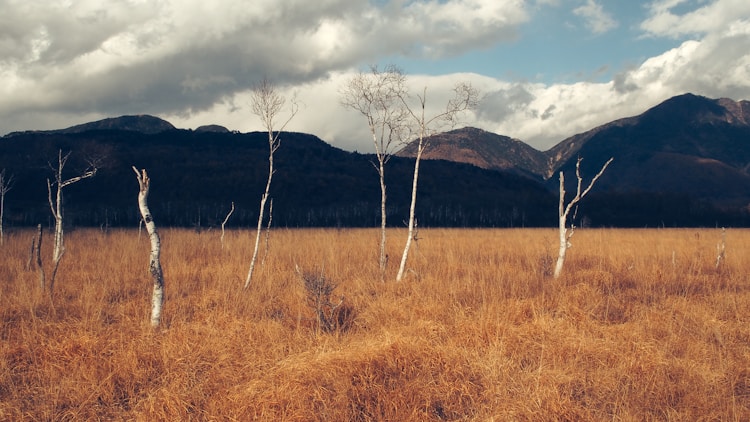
395 82 479 282
46 150 97 294
554 156 613 279
341 65 409 279
244 79 298 289
133 167 165 328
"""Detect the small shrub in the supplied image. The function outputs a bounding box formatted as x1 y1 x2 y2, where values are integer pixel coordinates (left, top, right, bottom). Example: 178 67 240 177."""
296 265 353 333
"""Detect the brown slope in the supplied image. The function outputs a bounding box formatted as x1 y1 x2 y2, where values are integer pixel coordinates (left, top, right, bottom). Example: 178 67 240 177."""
58 115 176 134
548 93 750 176
395 127 547 179
548 93 750 207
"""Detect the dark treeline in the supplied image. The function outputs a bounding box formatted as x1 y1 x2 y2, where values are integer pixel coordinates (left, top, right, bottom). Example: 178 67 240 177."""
0 129 556 229
1 128 748 229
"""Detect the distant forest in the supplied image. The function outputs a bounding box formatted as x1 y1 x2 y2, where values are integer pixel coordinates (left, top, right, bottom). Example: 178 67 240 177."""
1 129 748 229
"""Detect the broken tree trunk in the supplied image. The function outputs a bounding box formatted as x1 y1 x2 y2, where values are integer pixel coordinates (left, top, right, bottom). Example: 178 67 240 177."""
133 167 165 328
46 149 97 295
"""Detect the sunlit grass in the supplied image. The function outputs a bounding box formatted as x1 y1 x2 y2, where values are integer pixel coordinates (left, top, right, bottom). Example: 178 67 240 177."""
1 227 749 420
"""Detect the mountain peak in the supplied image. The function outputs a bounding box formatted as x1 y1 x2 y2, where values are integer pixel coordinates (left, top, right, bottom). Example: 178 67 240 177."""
58 115 176 134
195 124 230 133
396 126 547 178
643 93 750 126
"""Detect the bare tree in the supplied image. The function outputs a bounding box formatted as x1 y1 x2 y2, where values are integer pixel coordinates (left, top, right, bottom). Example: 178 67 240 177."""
47 150 98 294
554 156 613 279
715 227 726 269
244 79 298 289
0 169 14 245
33 224 45 290
395 82 480 282
221 201 234 250
133 167 165 328
341 65 410 280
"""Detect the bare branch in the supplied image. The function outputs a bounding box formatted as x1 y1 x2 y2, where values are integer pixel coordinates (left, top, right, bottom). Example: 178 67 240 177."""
554 156 613 278
0 169 13 195
341 64 411 279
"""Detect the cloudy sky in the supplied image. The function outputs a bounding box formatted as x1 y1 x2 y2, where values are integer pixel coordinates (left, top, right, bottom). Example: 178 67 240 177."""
1 0 749 151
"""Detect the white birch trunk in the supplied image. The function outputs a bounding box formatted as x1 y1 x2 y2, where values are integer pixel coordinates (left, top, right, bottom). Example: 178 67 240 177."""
378 159 388 279
221 201 234 249
341 66 410 280
396 134 425 282
553 172 568 279
244 79 296 290
35 224 45 290
133 167 165 328
245 132 274 289
553 157 613 279
45 150 97 294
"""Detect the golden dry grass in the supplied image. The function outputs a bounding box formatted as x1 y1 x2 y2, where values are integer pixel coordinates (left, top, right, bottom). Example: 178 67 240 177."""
2 227 750 421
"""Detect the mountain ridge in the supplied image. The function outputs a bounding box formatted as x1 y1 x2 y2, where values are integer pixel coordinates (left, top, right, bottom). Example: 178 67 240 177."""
2 92 749 227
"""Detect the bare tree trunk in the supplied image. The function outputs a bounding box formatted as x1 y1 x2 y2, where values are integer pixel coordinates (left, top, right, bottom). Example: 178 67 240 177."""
262 198 273 266
35 224 45 290
553 157 613 279
0 169 12 246
221 201 234 249
715 227 726 269
553 172 570 279
47 178 64 294
244 79 297 290
396 133 425 282
341 66 409 281
395 83 479 282
45 150 97 295
378 160 388 278
133 167 165 328
245 148 273 289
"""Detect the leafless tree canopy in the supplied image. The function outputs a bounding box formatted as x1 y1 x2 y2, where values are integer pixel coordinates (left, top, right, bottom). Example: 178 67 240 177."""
341 65 412 279
395 79 480 282
245 78 299 290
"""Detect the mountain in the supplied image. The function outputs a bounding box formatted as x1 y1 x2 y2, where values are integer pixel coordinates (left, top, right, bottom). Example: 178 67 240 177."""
57 115 176 135
391 93 750 226
2 93 750 228
195 124 230 133
5 115 176 137
395 127 547 179
549 93 750 209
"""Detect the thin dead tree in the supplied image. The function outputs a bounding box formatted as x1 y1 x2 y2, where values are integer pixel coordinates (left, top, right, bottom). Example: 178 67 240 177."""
261 198 273 267
715 227 727 269
0 169 14 245
395 82 480 282
47 150 98 295
221 201 235 249
133 167 165 328
33 224 45 290
244 79 298 290
554 156 613 279
341 65 410 280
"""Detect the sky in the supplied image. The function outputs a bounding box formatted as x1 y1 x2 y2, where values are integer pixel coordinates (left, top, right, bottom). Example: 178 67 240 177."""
1 0 749 152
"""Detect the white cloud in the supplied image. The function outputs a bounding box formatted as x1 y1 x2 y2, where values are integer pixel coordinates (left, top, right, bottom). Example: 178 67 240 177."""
641 0 750 38
1 0 750 159
573 0 618 34
0 0 529 135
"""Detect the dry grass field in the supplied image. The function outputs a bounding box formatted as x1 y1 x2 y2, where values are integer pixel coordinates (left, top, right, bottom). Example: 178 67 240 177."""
1 227 750 421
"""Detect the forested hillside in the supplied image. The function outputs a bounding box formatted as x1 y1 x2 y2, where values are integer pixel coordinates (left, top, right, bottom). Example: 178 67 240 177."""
0 128 554 228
